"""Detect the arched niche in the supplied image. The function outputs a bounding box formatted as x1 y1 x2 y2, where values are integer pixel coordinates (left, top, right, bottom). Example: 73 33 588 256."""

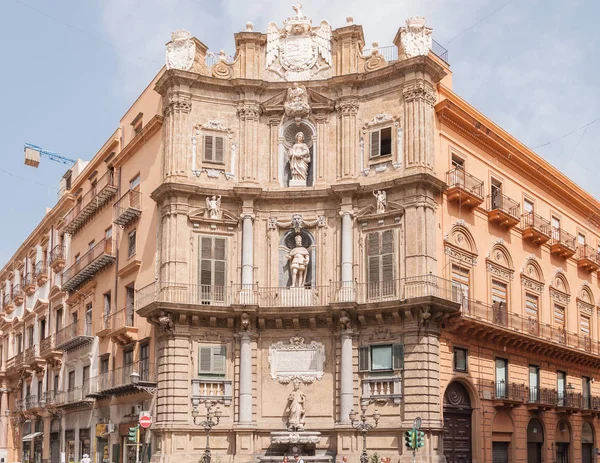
527 418 544 443
278 229 316 287
279 120 316 187
491 410 514 442
555 420 571 443
582 422 594 444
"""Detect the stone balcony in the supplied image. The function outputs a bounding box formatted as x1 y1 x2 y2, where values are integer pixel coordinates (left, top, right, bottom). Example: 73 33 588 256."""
100 308 138 346
360 376 402 405
33 260 48 286
445 168 484 210
22 273 36 296
486 193 520 228
576 245 600 273
39 334 62 365
2 292 14 314
61 238 115 292
63 170 118 235
12 284 24 306
49 245 66 273
520 212 551 246
550 228 576 259
191 378 233 406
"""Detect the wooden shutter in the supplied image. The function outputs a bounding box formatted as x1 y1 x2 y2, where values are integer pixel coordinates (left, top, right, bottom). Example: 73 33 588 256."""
525 293 538 320
213 238 226 288
392 344 404 370
381 230 394 282
554 304 565 329
581 315 590 336
212 345 226 374
491 279 507 306
198 346 213 374
203 136 214 162
370 131 380 158
215 137 224 163
200 237 213 286
358 346 370 372
199 236 227 288
367 233 380 285
198 345 226 375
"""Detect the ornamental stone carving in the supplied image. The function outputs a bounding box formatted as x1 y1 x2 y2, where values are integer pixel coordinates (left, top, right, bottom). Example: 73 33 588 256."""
165 30 195 71
373 190 387 213
550 287 570 304
205 196 221 219
284 83 311 121
486 262 513 280
403 81 436 105
399 17 432 58
521 276 544 293
269 214 326 231
268 335 325 384
287 132 311 187
287 379 306 431
336 99 359 115
287 234 310 287
237 104 261 121
165 97 192 115
265 4 332 81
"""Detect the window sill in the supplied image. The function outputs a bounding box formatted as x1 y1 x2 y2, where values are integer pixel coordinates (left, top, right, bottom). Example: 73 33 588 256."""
368 155 394 166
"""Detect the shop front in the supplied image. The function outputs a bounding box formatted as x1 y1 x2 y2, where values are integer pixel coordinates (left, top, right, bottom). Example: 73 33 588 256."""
119 423 144 463
65 430 75 463
95 424 110 463
80 428 91 461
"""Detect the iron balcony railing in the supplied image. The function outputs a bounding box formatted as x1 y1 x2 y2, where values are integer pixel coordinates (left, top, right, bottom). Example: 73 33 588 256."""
551 228 576 250
528 386 558 405
362 39 449 64
461 298 599 355
33 260 48 279
55 384 93 405
521 212 551 236
577 245 600 266
135 275 462 311
105 308 135 330
98 360 156 392
12 284 24 301
446 168 484 200
62 238 115 292
39 334 55 356
22 273 35 289
493 381 525 402
113 189 142 227
63 171 117 234
49 245 66 264
23 345 39 364
487 193 520 220
56 320 93 349
2 291 12 307
557 392 582 408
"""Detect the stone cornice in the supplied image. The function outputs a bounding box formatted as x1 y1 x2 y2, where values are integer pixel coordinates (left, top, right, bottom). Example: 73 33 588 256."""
436 90 600 222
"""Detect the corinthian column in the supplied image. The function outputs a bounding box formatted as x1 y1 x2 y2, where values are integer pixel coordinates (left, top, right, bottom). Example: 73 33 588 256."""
402 81 436 171
336 99 359 180
163 92 192 179
238 103 261 183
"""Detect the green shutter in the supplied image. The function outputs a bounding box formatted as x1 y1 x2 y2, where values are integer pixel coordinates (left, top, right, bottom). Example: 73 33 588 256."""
358 346 370 372
198 346 212 375
215 137 224 163
203 135 213 162
370 131 380 158
212 345 226 375
393 344 404 370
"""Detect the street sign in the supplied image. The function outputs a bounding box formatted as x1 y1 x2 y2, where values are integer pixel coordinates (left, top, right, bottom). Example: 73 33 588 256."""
139 413 152 429
413 417 422 430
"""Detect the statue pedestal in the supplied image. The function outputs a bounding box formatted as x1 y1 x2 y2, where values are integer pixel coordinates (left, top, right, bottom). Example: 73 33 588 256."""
281 288 315 307
265 431 328 460
289 179 307 188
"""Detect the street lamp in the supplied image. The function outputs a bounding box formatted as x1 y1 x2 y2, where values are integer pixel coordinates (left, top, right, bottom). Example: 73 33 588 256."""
349 403 380 463
193 401 222 463
130 371 140 385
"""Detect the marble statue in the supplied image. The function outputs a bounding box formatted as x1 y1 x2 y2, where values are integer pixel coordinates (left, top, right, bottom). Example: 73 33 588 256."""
287 234 310 287
288 132 311 186
284 83 311 120
374 190 387 213
399 17 433 58
166 30 195 71
287 379 306 431
206 195 221 219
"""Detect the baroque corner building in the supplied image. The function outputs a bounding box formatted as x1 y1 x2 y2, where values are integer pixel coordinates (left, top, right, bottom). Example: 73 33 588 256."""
2 7 600 463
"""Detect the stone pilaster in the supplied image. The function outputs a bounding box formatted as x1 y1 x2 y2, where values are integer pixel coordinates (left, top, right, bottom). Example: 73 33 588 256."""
156 326 192 425
159 197 190 283
403 191 437 277
163 91 192 179
314 113 329 185
268 117 280 184
237 103 261 184
402 80 436 172
0 388 8 453
241 213 255 287
336 99 359 180
339 330 354 424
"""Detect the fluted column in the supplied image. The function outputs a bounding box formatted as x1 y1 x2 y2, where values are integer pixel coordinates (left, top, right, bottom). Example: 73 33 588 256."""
402 81 436 171
268 117 280 184
159 197 190 283
238 104 261 183
163 92 192 179
314 113 329 185
339 331 354 424
340 211 353 283
241 213 255 287
0 387 8 449
238 332 253 424
336 99 359 180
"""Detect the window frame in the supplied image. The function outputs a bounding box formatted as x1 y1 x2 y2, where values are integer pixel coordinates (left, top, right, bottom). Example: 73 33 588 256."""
127 229 137 258
369 126 393 160
198 344 227 376
453 347 468 373
202 134 226 164
358 343 403 373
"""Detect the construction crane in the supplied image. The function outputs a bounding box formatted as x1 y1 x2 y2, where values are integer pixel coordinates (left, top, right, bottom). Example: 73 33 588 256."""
24 143 77 168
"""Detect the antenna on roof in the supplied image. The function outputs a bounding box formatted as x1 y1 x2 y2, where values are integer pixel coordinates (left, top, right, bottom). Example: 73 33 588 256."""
24 143 77 168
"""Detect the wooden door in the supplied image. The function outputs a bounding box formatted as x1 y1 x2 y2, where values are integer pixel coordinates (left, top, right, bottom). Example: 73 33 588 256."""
527 443 541 463
582 444 593 463
443 382 472 463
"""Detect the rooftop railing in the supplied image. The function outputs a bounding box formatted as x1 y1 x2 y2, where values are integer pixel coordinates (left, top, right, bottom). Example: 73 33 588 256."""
362 39 449 64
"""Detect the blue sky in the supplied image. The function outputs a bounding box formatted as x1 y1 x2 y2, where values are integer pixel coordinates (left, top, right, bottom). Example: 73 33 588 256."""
0 0 598 267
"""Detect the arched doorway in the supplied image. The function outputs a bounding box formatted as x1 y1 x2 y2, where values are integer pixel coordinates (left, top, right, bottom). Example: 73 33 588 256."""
527 418 544 463
582 422 594 463
555 420 571 463
443 381 472 463
491 411 514 463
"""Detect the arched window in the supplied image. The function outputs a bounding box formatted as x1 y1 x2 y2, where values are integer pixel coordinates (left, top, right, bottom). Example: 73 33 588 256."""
444 224 477 310
486 243 514 326
550 271 571 342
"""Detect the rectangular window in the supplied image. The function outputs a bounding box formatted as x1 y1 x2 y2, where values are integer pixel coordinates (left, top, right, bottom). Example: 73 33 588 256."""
103 292 111 320
55 308 63 333
492 279 507 306
40 319 46 341
358 344 403 372
125 286 135 326
140 343 150 381
53 374 59 394
557 371 567 405
554 304 565 329
495 358 508 398
366 230 395 299
453 347 468 372
529 365 540 401
203 135 225 163
451 154 464 169
129 175 140 190
124 349 133 366
128 230 137 258
82 365 90 391
68 371 75 391
491 178 502 209
370 127 392 158
105 227 112 240
198 345 226 376
525 293 539 320
88 240 95 251
15 334 22 354
100 356 109 375
27 326 34 348
581 314 590 337
132 113 143 136
451 265 470 306
578 232 586 246
523 198 534 214
583 376 591 407
199 236 227 303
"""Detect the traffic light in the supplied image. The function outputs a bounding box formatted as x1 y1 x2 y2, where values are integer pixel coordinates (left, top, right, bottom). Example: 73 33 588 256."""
416 431 425 448
404 430 415 449
128 425 139 443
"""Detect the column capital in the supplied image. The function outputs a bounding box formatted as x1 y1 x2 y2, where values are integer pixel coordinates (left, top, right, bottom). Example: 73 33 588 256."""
336 99 359 115
402 80 436 106
240 212 256 220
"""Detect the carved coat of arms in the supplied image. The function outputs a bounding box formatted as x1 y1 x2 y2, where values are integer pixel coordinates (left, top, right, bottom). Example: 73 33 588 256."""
399 17 433 58
165 30 195 71
266 3 332 81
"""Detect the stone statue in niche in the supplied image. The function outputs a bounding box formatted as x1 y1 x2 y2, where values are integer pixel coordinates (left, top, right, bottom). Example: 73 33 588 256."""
284 82 311 123
287 378 306 431
205 195 221 219
287 234 310 287
374 190 387 213
288 132 311 187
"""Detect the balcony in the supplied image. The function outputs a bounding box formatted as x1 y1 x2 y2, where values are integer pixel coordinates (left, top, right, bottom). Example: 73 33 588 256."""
62 238 115 292
113 189 141 227
486 194 520 228
33 261 48 286
49 245 66 273
576 245 600 273
2 292 14 314
105 309 137 346
55 320 93 352
520 212 551 245
550 229 576 259
527 387 557 411
13 352 24 370
556 392 582 413
97 361 156 396
63 171 117 235
24 395 40 411
24 345 45 372
23 273 36 296
13 284 24 306
54 385 94 409
445 168 484 209
361 376 402 405
39 334 62 365
581 396 600 416
191 378 233 406
480 381 525 407
135 276 462 313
